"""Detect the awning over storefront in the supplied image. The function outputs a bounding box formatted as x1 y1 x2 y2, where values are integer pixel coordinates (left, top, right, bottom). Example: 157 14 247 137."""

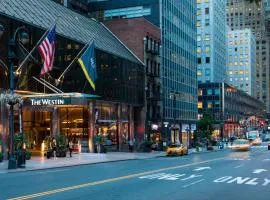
22 92 100 107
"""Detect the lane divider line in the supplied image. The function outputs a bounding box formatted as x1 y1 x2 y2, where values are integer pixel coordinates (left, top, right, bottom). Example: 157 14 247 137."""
8 157 224 200
182 179 205 188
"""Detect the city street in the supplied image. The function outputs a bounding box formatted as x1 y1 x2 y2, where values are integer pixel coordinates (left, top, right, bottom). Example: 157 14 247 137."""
0 144 269 200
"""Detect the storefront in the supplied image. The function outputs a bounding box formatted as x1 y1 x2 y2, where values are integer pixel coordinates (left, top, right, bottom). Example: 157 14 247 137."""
20 93 135 154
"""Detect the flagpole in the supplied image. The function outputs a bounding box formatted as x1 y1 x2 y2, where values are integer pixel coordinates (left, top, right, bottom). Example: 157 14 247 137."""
56 42 89 83
16 19 60 74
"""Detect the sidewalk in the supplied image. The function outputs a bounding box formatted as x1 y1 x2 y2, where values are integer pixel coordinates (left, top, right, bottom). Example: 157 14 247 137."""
0 147 228 173
0 151 166 173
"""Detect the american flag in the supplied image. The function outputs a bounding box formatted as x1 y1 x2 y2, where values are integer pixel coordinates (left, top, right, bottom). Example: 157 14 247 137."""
38 25 56 75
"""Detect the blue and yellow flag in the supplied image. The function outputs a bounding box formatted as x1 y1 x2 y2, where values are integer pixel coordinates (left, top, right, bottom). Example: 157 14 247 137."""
78 42 97 90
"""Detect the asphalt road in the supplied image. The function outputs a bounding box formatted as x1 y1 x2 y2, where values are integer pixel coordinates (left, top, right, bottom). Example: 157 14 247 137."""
0 143 270 200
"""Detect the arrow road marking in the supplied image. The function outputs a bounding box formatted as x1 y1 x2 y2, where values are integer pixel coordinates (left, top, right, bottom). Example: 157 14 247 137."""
193 167 211 171
253 169 268 174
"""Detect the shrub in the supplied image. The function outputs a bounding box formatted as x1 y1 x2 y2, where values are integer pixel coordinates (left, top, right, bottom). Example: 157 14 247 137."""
0 152 3 162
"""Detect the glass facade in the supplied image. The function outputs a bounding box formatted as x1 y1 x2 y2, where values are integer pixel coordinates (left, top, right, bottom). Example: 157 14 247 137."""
227 29 256 96
197 0 227 83
161 0 197 122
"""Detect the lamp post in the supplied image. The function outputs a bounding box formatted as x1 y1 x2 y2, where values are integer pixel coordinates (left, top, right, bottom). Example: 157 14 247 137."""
0 24 29 169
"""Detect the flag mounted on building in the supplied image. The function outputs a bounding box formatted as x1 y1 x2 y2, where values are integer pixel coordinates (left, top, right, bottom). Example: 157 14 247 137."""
38 25 56 75
78 42 97 91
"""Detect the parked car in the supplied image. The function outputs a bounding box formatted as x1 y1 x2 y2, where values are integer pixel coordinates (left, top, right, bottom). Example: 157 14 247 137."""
268 143 270 150
166 144 188 156
230 139 251 151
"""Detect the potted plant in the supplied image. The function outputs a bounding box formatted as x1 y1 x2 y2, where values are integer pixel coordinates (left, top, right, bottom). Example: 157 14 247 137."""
56 134 67 157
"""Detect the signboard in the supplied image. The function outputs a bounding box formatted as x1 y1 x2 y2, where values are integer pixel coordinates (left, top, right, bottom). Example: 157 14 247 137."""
30 98 66 106
181 124 189 132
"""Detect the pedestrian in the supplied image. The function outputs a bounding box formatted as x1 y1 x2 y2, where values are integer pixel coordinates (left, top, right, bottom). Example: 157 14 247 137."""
128 138 134 152
68 140 73 157
52 137 57 159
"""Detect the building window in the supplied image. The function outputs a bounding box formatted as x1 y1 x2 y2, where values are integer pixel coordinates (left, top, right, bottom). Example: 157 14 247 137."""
205 46 210 53
197 47 202 54
204 34 210 41
214 88 220 95
198 89 203 96
197 35 201 41
205 7 209 14
207 101 213 108
207 89 212 95
205 19 210 26
198 58 202 64
206 57 210 63
198 101 203 109
197 70 202 76
196 20 201 27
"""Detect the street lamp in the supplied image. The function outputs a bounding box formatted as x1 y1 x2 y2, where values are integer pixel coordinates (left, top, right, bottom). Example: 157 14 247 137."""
1 25 29 169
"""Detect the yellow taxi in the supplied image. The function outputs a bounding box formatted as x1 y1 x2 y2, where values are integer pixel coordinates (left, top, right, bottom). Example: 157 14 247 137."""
251 138 262 146
166 144 188 156
230 139 251 151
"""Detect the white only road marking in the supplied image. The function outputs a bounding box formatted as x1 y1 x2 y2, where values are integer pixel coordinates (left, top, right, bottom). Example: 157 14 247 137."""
253 169 268 174
182 179 205 188
263 159 270 162
139 173 202 181
139 173 186 181
35 169 70 174
234 164 244 169
213 176 270 187
193 167 211 171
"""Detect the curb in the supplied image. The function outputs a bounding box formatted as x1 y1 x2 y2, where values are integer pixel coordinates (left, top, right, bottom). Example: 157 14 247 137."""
0 154 166 174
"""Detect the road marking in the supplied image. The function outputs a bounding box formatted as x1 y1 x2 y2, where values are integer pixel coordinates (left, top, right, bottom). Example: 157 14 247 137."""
263 159 270 162
253 169 268 174
234 164 244 169
213 176 270 187
8 157 224 200
182 179 205 188
35 169 70 174
139 173 186 180
193 167 211 171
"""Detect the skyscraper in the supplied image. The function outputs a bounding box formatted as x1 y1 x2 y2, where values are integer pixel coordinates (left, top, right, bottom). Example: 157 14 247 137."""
87 0 198 145
227 29 256 96
227 0 270 112
197 0 227 83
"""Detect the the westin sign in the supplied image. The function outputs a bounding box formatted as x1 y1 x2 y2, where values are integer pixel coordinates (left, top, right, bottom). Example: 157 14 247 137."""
31 98 65 106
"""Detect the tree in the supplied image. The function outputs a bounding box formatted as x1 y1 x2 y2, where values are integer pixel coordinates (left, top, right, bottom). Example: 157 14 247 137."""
197 112 214 140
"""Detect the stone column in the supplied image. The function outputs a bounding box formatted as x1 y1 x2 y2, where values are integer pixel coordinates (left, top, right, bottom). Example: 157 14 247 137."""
51 107 60 137
117 103 122 151
0 98 9 159
88 101 95 153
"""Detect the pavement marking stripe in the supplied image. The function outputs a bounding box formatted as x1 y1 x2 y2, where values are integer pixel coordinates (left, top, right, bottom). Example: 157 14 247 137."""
35 169 70 174
8 157 224 200
182 179 205 188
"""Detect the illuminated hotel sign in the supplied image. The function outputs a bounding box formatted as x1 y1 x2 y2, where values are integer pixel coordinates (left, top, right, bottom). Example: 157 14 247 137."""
30 98 65 106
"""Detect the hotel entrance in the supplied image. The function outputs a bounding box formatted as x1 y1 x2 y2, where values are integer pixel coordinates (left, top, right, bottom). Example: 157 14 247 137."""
23 109 52 155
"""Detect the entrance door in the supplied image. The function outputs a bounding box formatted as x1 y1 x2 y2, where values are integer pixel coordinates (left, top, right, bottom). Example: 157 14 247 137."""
23 109 52 153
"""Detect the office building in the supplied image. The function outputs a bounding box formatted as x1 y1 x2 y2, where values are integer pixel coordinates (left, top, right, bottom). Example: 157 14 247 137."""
227 0 270 112
197 0 227 83
227 29 256 96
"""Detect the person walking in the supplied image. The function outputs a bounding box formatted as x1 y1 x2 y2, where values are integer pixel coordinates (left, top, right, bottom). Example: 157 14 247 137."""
52 137 57 159
128 138 134 152
68 140 73 157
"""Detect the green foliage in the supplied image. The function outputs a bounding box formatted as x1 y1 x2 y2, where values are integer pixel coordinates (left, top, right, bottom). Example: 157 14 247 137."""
56 134 67 151
0 152 3 162
197 112 214 140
